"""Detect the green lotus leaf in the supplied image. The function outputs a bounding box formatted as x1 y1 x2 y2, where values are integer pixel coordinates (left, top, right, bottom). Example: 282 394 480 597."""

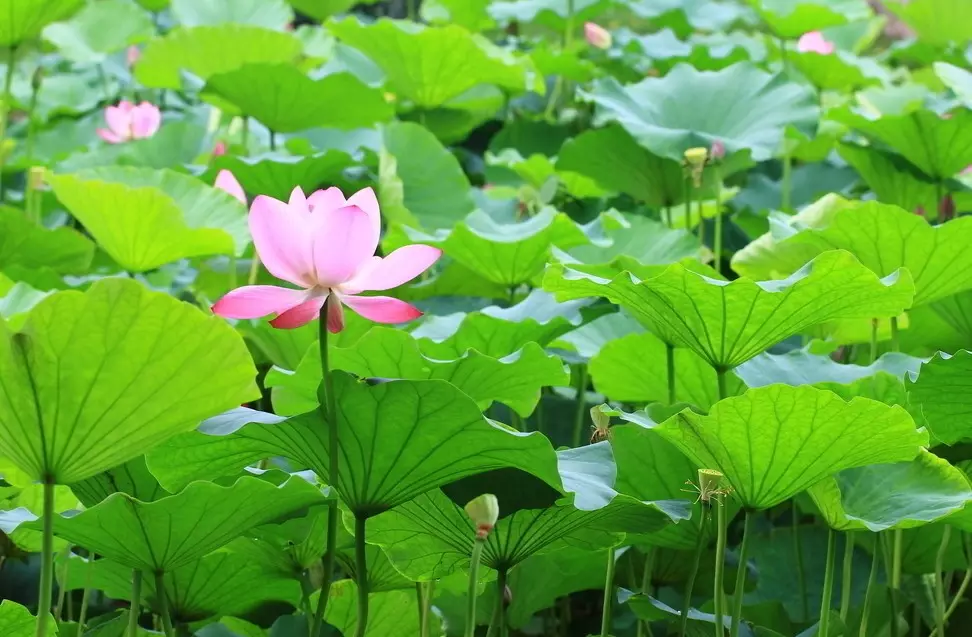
0 0 82 46
171 0 293 30
135 25 302 89
503 548 607 629
488 0 611 30
624 29 764 72
48 169 248 271
935 62 972 108
731 196 972 306
833 107 972 180
0 280 51 329
583 62 819 162
887 0 972 48
57 120 208 172
242 505 332 575
319 579 429 637
286 0 381 21
265 327 568 417
397 262 509 303
328 18 540 107
0 600 54 637
808 450 972 532
545 250 915 369
485 148 606 199
147 375 572 517
203 65 393 132
337 542 413 593
630 0 756 36
653 384 924 509
70 456 170 508
0 481 77 552
550 311 642 362
789 50 886 91
421 0 495 31
750 0 870 37
898 291 972 355
41 0 155 64
0 206 94 278
202 149 358 202
566 212 700 268
0 279 257 484
412 289 593 358
898 522 968 575
44 475 324 572
838 143 940 216
378 121 475 230
907 350 972 445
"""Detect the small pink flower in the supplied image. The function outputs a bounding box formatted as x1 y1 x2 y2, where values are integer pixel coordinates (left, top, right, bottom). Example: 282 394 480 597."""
126 46 140 68
96 101 161 144
212 186 441 331
214 169 246 205
710 140 725 160
797 31 835 55
213 140 228 157
584 22 612 49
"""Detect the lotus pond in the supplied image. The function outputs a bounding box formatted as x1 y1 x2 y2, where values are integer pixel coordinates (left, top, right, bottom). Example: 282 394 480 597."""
1 0 972 636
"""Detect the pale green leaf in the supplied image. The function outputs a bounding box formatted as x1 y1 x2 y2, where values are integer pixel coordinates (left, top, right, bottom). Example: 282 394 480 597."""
0 0 82 47
907 350 972 445
171 0 294 30
42 0 155 64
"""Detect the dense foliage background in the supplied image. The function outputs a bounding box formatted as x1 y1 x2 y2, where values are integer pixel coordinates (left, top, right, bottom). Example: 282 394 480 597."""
1 0 971 636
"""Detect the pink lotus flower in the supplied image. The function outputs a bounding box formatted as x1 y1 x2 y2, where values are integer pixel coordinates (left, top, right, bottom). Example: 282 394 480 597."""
96 101 161 144
215 169 246 205
797 31 835 55
213 140 228 157
584 22 612 49
212 186 441 331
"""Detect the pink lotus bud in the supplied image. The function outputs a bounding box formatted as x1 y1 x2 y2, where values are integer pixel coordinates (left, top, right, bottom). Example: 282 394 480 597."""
96 101 161 144
126 46 140 68
796 31 834 55
464 494 499 540
710 140 725 160
584 22 612 49
213 141 227 157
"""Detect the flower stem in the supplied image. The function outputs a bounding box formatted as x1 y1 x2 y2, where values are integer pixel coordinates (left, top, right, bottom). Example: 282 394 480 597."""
416 583 425 636
600 548 616 636
247 253 261 285
888 530 902 637
488 567 509 637
680 505 710 637
729 510 753 637
713 166 723 274
696 195 705 246
858 540 880 637
312 298 340 636
465 540 486 637
819 528 837 637
666 343 676 404
78 553 95 631
422 581 434 637
638 548 655 637
155 572 174 637
713 502 727 636
793 503 808 621
840 532 854 623
34 480 55 637
890 317 900 353
354 515 369 637
934 525 951 637
869 319 878 364
781 150 792 214
931 565 972 636
571 365 588 447
128 570 142 637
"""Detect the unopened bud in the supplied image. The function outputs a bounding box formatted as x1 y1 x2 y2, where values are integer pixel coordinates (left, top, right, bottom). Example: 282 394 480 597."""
684 147 708 187
939 193 955 222
212 140 227 157
710 140 725 161
464 494 499 540
584 22 612 49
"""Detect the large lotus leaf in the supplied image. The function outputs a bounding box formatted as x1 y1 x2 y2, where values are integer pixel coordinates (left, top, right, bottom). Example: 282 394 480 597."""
412 289 593 358
44 475 324 572
590 332 744 408
833 107 972 180
378 121 475 230
287 0 381 21
0 600 54 637
623 29 764 73
653 384 924 509
41 0 155 64
0 481 77 553
0 0 82 46
838 143 940 215
336 541 413 593
583 62 818 162
328 18 538 107
203 65 393 132
0 278 257 484
0 206 94 276
907 350 972 445
57 120 208 172
544 250 915 369
244 505 332 575
550 311 643 362
731 196 972 306
566 213 700 270
808 450 972 532
750 0 871 37
398 262 510 303
265 327 568 417
789 50 886 91
488 0 611 29
202 150 358 202
135 25 303 89
502 549 607 629
171 0 293 29
0 280 51 330
147 375 571 516
321 579 428 637
421 0 494 30
887 0 972 47
899 291 972 355
48 170 248 271
70 456 170 508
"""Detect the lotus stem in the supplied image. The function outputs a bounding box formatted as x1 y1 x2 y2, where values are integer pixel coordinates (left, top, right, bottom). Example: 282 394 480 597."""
793 503 808 621
869 319 878 364
818 528 837 637
931 564 972 636
600 547 617 636
729 510 753 637
713 501 727 636
570 365 588 447
859 539 880 637
34 481 55 637
422 581 434 636
155 571 174 637
713 166 724 274
888 530 902 637
312 297 341 636
416 582 425 636
696 196 705 246
638 548 656 637
247 253 261 285
486 567 509 637
781 149 792 213
128 570 142 637
354 515 370 637
934 526 951 637
465 539 486 637
666 343 676 404
54 548 69 620
716 366 728 401
890 317 900 352
78 553 95 631
840 533 854 623
679 505 710 637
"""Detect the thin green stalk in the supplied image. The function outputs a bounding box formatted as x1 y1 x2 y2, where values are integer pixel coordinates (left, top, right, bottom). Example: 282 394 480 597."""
24 70 40 167
713 502 727 637
781 150 792 213
78 553 95 631
778 37 788 71
793 503 808 622
542 0 574 121
683 177 691 231
713 166 723 274
869 319 878 364
416 583 425 636
35 481 55 637
422 581 435 637
247 253 261 285
696 196 705 246
840 533 854 623
934 526 951 637
535 390 545 435
466 540 486 637
859 541 880 637
0 46 17 148
241 116 249 150
680 505 710 637
128 570 142 637
819 528 837 637
155 572 174 637
729 510 754 637
311 297 340 636
638 548 656 637
55 549 69 620
488 568 509 637
888 531 902 637
354 515 369 637
666 343 676 404
600 548 616 637
890 317 900 353
931 564 972 636
571 365 588 447
716 367 727 402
